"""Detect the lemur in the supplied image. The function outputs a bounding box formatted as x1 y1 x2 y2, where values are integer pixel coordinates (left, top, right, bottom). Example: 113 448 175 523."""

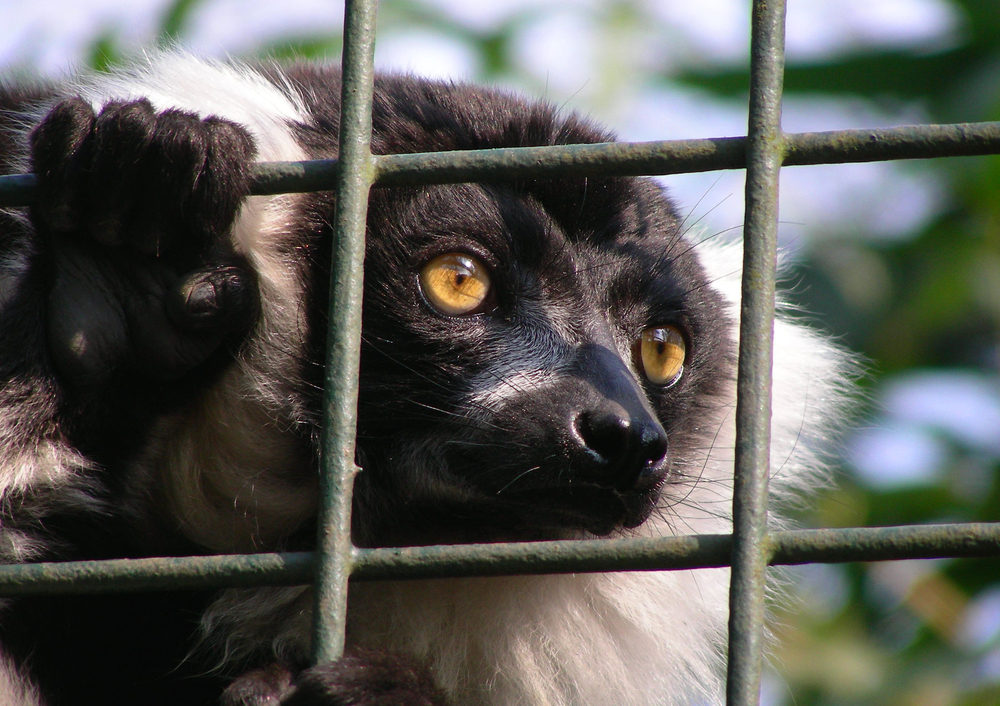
0 54 851 705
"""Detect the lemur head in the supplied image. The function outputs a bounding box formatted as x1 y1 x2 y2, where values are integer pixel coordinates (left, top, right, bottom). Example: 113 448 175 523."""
293 75 736 546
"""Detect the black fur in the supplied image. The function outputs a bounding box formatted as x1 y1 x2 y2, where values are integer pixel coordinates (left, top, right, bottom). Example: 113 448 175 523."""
0 60 736 704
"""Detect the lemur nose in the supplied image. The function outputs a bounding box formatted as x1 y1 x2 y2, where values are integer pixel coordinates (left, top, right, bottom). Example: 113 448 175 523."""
575 409 668 490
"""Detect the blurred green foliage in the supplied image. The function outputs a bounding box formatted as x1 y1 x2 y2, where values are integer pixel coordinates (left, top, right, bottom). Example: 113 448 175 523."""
84 0 1000 703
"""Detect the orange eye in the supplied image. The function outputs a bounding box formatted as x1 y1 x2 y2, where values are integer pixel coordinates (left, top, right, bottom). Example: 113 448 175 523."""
638 326 686 386
419 253 492 316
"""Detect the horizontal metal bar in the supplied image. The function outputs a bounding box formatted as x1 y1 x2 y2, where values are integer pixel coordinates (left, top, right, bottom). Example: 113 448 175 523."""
372 137 746 184
771 523 1000 564
373 122 1000 187
0 552 315 595
352 533 733 580
251 158 342 196
1 122 997 207
783 122 1000 165
0 524 996 596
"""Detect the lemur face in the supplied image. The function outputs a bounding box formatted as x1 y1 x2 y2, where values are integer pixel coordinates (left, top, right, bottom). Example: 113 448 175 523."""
352 179 732 544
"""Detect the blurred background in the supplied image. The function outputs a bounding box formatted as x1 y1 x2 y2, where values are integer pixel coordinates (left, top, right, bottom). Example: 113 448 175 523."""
4 0 1000 703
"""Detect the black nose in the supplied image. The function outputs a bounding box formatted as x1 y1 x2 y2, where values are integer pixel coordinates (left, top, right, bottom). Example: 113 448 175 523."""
575 408 668 490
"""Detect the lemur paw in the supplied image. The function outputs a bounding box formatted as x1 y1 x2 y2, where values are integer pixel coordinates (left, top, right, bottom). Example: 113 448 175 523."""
283 651 450 706
223 653 449 706
222 663 295 706
30 97 255 261
29 98 260 387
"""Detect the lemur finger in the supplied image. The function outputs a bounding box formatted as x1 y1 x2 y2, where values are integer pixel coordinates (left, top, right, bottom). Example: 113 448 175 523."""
29 97 96 234
129 108 211 259
188 116 256 242
131 110 255 263
87 99 157 246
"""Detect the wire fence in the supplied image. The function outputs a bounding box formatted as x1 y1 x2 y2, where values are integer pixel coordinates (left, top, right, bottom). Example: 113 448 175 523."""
1 0 1000 703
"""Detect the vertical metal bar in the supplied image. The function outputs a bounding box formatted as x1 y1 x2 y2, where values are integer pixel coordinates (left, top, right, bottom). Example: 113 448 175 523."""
311 0 378 665
726 0 786 704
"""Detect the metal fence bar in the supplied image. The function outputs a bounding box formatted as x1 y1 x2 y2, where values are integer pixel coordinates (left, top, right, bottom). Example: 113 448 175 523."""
727 1 787 703
195 121 1000 192
1 523 998 596
370 123 1000 184
2 123 998 207
310 0 377 666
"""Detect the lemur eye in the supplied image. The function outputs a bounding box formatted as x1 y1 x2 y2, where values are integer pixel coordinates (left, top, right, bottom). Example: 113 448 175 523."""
638 326 686 386
419 253 494 316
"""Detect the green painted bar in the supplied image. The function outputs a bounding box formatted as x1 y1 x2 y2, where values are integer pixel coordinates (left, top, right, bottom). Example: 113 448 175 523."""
727 1 787 704
2 123 999 207
0 524 996 596
251 157 341 195
783 122 1000 165
371 122 1000 185
0 553 315 595
310 0 378 666
354 523 1000 580
258 121 1000 192
770 524 1000 565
